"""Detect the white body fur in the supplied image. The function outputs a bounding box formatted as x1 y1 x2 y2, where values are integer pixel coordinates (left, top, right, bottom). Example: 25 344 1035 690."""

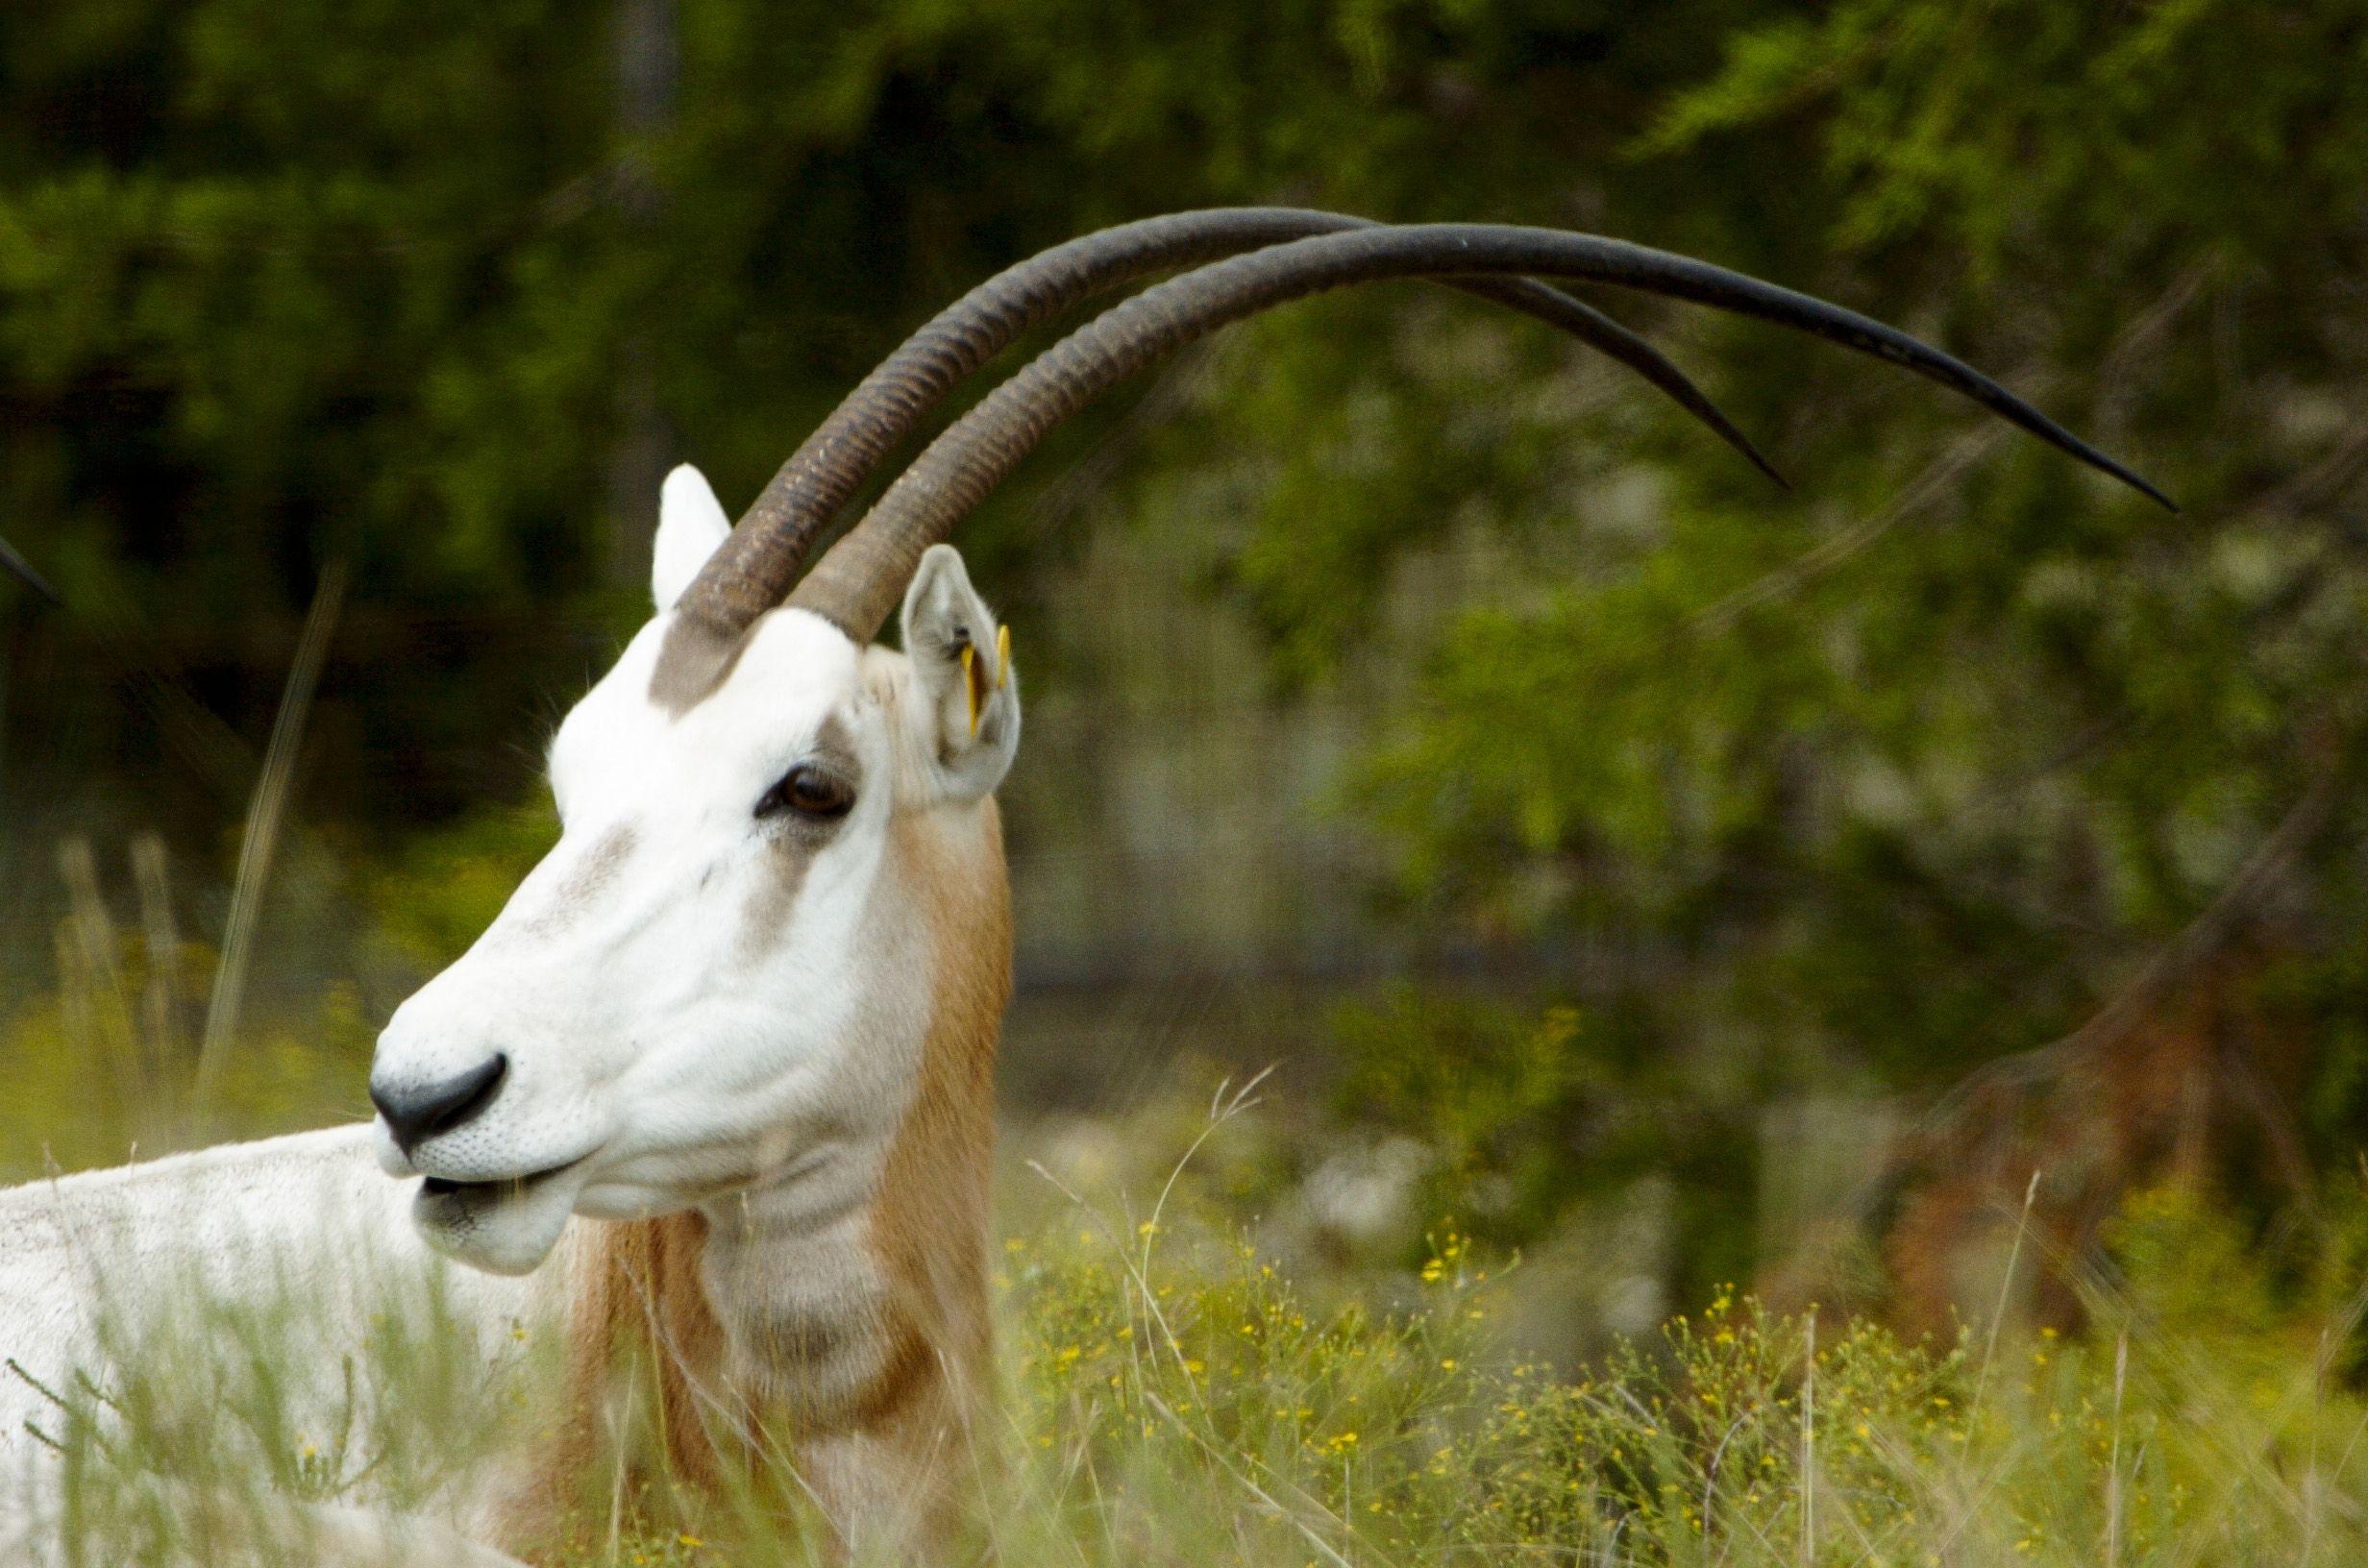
0 1129 490 1449
0 1128 540 1562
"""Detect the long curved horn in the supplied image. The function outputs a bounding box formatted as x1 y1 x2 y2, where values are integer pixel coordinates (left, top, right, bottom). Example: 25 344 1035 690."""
787 222 2174 642
671 208 1779 636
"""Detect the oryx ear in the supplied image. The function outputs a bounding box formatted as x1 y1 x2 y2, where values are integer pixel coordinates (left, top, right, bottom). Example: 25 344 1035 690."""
900 544 1020 802
652 465 732 613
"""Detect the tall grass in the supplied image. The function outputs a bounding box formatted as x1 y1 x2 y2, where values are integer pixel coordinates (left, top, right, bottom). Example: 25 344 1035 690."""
17 1112 2365 1566
195 561 347 1116
971 1180 2368 1568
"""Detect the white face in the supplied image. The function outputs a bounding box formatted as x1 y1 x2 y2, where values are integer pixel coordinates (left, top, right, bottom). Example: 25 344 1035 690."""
368 468 1020 1274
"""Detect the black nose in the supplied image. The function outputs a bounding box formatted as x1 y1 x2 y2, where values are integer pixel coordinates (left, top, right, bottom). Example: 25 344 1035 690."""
370 1054 507 1154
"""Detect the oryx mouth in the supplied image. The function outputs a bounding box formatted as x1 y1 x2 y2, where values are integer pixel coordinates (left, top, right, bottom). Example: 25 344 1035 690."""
418 1156 584 1202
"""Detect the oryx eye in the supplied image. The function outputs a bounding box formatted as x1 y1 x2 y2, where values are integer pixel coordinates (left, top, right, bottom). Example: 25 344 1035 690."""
756 764 853 821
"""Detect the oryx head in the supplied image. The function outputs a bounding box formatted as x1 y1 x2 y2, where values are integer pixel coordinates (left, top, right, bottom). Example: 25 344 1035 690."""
368 465 1020 1273
367 209 2168 1275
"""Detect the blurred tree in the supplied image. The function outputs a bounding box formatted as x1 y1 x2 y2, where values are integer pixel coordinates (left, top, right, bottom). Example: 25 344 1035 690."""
1280 0 2368 1304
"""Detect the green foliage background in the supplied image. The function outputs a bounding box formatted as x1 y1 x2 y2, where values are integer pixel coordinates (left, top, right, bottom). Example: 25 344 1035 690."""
2 0 2365 1318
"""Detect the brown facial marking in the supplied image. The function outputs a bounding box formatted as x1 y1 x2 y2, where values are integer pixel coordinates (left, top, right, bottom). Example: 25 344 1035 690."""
735 715 864 958
518 824 639 937
804 714 863 788
563 823 637 904
649 611 753 716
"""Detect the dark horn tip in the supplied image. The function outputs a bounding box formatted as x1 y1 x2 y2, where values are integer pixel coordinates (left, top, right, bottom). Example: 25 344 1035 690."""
2101 457 2179 514
2035 423 2175 513
1663 384 1787 490
1671 392 1786 490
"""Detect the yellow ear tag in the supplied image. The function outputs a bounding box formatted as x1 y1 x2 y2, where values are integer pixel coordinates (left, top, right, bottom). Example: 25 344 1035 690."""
996 624 1012 690
960 643 982 738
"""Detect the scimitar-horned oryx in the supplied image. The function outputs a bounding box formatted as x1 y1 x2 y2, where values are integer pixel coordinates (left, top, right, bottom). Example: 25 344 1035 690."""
0 208 2168 1563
